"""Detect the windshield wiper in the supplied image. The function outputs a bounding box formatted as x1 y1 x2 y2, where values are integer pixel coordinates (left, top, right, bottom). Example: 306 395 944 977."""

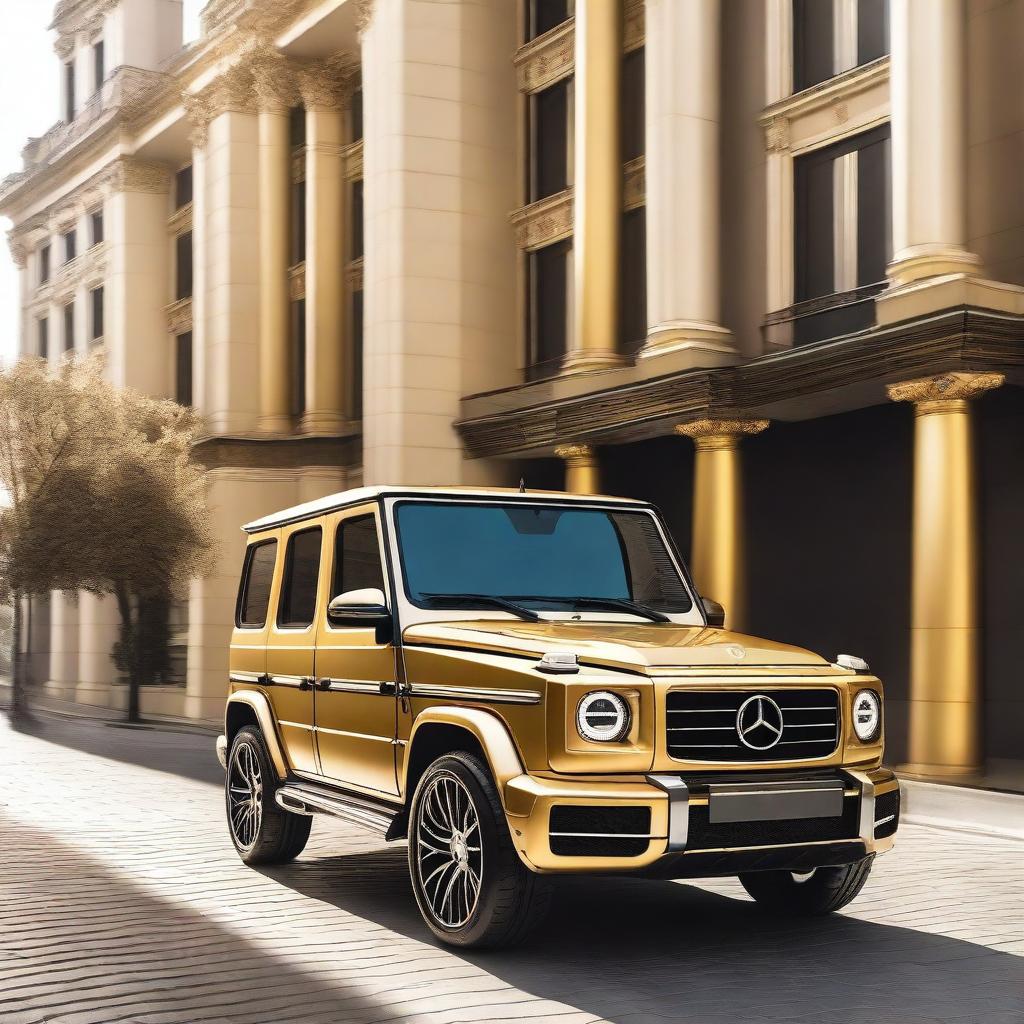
511 595 671 623
419 593 540 622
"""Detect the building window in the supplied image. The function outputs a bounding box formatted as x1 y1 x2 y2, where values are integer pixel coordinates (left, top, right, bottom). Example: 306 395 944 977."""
90 286 104 341
63 229 77 264
64 60 75 121
39 244 51 285
93 39 105 93
529 78 572 202
291 299 306 417
289 105 306 149
37 317 49 360
277 527 322 629
793 0 889 92
528 238 571 380
351 180 364 261
291 181 306 265
793 123 891 343
351 87 363 142
619 207 646 353
175 332 193 407
90 209 104 247
175 165 193 209
621 47 644 163
526 0 573 41
236 540 277 628
175 231 193 301
63 301 75 353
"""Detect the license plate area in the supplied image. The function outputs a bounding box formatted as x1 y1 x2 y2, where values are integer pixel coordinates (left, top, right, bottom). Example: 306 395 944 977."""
708 778 845 824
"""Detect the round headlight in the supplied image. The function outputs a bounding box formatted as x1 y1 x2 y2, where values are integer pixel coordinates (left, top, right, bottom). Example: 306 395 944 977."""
576 691 631 743
852 689 881 742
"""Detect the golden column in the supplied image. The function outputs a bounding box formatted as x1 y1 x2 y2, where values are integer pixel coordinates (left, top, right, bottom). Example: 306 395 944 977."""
564 0 624 373
252 54 296 432
299 62 354 433
556 443 600 495
888 372 1003 776
675 419 768 631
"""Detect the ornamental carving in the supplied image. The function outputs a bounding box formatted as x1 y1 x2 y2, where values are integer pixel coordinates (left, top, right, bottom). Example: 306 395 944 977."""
344 140 364 182
887 372 1005 408
509 189 573 252
106 158 171 195
251 51 299 113
165 297 193 335
206 65 258 117
355 0 375 36
514 20 574 94
7 233 27 269
298 57 359 111
623 156 645 211
675 419 770 449
182 91 213 148
623 0 646 52
289 263 306 301
554 443 596 466
347 257 364 292
764 115 791 153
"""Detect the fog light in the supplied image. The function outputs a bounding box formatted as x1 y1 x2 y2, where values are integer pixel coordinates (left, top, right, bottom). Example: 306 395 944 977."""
852 689 881 742
576 691 631 743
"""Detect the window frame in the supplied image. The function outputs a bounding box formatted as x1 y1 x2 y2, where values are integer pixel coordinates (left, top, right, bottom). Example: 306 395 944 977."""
276 526 324 630
236 539 279 630
330 512 387 606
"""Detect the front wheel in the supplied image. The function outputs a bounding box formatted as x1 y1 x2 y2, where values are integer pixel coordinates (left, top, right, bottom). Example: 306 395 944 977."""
739 856 874 915
408 752 552 948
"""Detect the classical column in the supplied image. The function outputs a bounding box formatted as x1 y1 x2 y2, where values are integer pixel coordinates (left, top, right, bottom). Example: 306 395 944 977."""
299 64 351 433
556 443 600 494
888 372 1002 775
49 591 79 700
253 54 296 432
887 0 981 287
76 591 121 708
675 419 768 630
564 0 624 373
641 0 733 361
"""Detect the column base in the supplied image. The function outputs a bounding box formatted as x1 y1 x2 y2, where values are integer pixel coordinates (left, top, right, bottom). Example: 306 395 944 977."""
258 413 294 434
639 322 736 362
299 411 354 436
560 349 628 375
877 271 1024 326
886 244 982 288
74 680 113 708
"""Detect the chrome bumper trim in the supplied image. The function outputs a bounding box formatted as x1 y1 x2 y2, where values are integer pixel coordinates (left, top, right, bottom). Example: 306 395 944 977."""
646 774 690 852
408 683 543 705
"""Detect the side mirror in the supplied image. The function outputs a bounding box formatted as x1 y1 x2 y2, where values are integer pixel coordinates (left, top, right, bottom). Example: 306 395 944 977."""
701 597 726 628
327 588 391 628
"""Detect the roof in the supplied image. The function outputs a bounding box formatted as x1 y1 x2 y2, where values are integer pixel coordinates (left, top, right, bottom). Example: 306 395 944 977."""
242 485 649 534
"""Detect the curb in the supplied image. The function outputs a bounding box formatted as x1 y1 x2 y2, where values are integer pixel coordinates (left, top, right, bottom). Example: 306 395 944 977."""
900 777 1024 841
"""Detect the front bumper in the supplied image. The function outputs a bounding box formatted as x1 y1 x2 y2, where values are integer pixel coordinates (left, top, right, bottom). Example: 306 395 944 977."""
503 766 899 875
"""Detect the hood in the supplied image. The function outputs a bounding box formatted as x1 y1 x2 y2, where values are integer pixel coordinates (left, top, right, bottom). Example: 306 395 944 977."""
402 619 832 674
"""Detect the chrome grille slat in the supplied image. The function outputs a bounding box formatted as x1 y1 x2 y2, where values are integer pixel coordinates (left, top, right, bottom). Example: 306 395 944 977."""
666 689 841 762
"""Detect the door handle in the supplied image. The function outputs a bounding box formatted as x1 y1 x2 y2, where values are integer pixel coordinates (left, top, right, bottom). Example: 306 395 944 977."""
316 677 331 691
298 676 314 691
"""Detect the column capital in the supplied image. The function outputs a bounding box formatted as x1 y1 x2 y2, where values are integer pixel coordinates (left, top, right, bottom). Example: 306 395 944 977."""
182 91 212 148
103 157 171 195
298 56 359 112
554 443 596 466
675 418 769 450
887 372 1004 414
250 51 299 114
206 65 258 120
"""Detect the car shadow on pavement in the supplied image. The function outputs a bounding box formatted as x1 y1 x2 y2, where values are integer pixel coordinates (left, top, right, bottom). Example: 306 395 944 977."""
265 845 1024 1024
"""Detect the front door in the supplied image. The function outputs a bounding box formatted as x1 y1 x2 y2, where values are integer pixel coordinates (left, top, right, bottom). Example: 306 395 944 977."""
313 504 399 795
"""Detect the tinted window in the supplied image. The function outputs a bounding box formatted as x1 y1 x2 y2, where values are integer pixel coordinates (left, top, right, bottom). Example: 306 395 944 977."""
793 0 834 91
176 332 193 407
278 528 322 628
175 165 193 209
528 239 570 379
528 0 571 40
621 47 644 163
531 79 571 202
176 231 193 300
91 210 104 246
333 515 385 598
91 286 104 340
239 541 278 628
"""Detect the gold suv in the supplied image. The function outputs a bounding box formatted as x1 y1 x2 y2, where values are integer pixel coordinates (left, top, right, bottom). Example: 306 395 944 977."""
218 486 899 947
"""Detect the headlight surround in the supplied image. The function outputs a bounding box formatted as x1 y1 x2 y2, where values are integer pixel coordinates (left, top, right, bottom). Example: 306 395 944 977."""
852 689 881 742
576 690 631 743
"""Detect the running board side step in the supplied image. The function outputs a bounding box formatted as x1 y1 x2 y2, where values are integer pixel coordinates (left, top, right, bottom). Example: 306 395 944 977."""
275 783 406 840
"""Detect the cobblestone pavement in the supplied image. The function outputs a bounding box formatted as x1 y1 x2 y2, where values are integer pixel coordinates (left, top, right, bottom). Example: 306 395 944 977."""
1 713 1022 1024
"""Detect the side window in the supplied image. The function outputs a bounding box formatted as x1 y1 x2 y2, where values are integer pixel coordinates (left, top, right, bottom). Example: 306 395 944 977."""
333 515 386 598
278 527 323 628
237 540 278 628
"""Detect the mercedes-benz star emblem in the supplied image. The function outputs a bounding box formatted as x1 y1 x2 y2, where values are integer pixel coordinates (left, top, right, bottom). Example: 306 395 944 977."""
736 694 784 751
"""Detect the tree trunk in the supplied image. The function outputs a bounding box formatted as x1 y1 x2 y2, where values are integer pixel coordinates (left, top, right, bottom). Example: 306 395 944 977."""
114 584 141 724
9 590 31 725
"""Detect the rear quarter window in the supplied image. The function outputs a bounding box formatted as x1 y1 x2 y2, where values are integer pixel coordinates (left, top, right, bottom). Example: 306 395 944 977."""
237 540 278 628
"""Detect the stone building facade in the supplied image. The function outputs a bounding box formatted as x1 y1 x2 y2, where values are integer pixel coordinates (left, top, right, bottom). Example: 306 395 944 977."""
3 0 1024 788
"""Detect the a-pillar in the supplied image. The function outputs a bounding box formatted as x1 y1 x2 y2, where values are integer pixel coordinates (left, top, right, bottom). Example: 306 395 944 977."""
675 418 768 631
556 443 600 495
888 372 1003 776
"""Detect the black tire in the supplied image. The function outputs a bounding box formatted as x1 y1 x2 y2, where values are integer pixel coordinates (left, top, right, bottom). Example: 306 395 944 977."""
408 752 552 948
226 725 311 866
739 856 874 915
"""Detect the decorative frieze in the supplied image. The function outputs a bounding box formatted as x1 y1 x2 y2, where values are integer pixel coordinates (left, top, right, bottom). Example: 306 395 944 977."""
763 115 791 154
165 296 193 335
509 189 573 252
105 158 171 195
514 20 575 94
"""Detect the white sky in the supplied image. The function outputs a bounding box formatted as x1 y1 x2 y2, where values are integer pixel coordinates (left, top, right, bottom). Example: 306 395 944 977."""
0 0 204 366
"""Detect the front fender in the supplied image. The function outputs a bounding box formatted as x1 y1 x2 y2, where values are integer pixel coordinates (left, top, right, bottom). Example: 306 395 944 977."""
226 690 289 780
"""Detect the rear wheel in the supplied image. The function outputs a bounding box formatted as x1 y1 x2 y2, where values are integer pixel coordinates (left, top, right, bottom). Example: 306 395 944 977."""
408 752 552 948
739 856 874 914
226 725 311 865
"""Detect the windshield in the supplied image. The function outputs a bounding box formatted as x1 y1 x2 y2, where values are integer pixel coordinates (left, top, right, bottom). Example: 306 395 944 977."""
394 501 693 617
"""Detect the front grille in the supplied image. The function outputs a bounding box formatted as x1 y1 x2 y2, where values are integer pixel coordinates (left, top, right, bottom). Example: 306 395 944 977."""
666 688 840 762
549 805 652 857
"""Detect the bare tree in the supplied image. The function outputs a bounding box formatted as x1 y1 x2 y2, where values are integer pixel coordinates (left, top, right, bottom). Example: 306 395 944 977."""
0 355 212 724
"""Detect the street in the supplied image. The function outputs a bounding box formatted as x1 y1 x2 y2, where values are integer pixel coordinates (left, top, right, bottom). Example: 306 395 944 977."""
1 713 1021 1024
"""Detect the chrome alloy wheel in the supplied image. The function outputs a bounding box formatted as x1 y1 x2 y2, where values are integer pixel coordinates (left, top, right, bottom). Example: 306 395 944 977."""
228 741 263 851
415 772 483 929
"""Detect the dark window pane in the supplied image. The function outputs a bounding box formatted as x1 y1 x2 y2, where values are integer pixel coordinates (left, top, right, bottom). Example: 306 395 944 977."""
39 245 50 284
621 47 644 162
65 61 75 121
333 515 385 598
175 165 193 208
528 0 571 40
351 179 364 260
238 540 277 628
63 302 75 352
619 206 646 353
91 210 104 246
794 150 834 301
291 181 306 264
278 528 322 628
38 317 48 360
352 289 364 419
531 79 570 202
289 106 307 148
291 300 306 417
351 87 363 142
857 129 891 285
176 231 193 300
176 331 193 406
91 286 103 340
63 230 77 264
793 0 834 91
858 0 889 64
528 239 570 378
93 39 105 92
